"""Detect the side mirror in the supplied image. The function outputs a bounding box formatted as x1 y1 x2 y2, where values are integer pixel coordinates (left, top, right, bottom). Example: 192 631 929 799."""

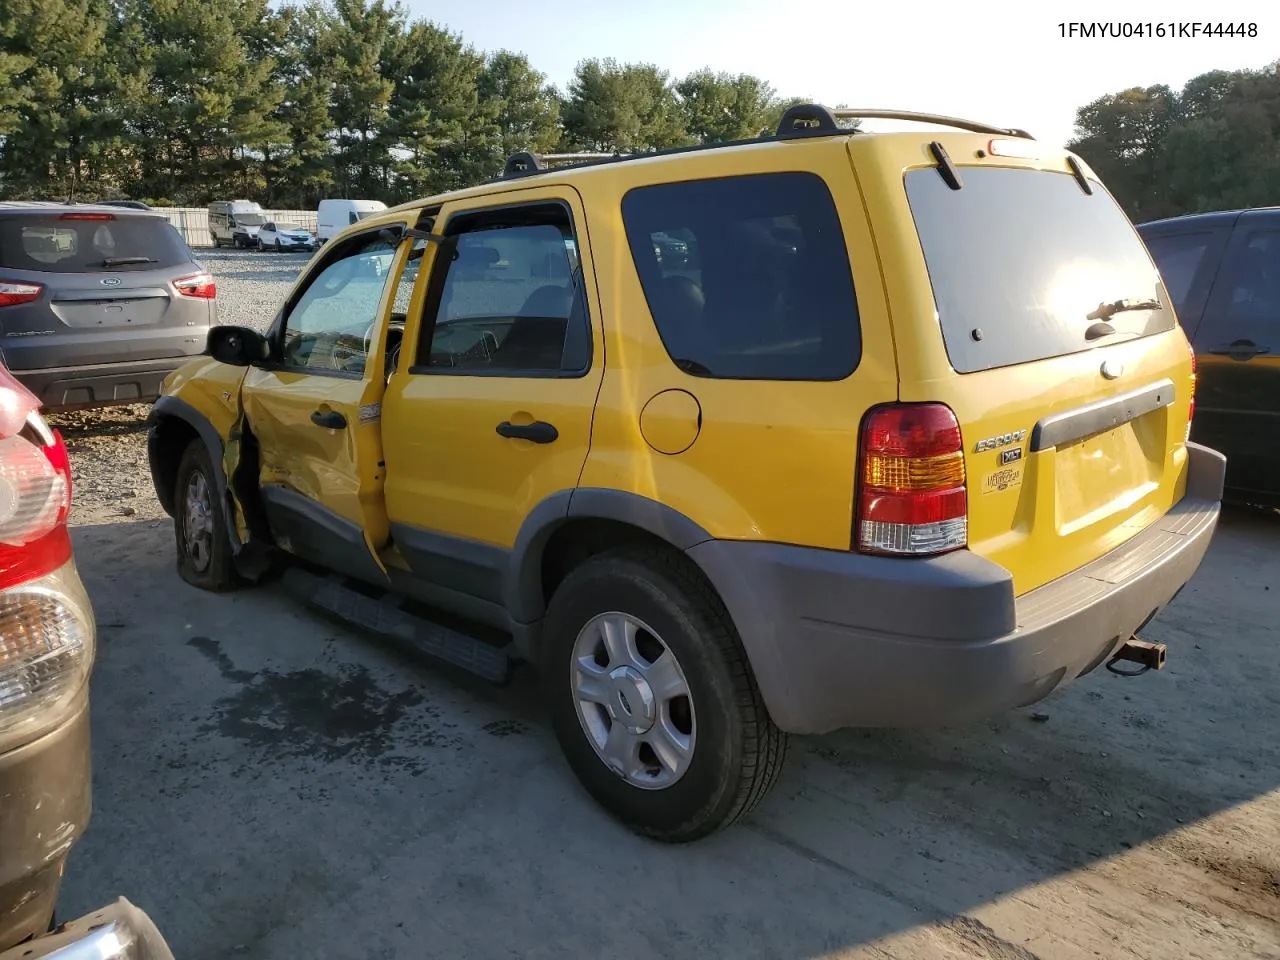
208 325 271 367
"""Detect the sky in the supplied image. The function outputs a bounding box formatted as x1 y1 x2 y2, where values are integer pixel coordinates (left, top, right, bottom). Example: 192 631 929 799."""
408 0 1275 148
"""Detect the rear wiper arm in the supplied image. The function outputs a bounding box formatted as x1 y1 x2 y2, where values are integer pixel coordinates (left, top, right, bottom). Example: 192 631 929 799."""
101 256 157 266
1086 297 1160 322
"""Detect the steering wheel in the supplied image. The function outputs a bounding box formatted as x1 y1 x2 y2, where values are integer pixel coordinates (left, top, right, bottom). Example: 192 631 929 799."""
362 321 377 357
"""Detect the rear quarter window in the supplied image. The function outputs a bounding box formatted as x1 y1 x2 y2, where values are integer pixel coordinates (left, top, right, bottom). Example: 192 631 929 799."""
905 166 1175 374
1141 230 1215 316
0 215 194 273
621 171 861 380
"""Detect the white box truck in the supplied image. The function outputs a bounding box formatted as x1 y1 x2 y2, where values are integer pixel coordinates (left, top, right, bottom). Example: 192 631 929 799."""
316 199 388 244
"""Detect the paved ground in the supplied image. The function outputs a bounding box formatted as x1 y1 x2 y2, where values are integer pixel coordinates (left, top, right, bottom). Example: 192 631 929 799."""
48 251 1280 959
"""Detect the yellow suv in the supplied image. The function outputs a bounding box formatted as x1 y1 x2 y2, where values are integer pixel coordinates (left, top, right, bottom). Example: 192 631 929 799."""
146 105 1225 842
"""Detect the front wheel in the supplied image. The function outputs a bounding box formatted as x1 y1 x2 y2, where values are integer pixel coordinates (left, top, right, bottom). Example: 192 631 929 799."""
542 547 787 842
173 440 240 592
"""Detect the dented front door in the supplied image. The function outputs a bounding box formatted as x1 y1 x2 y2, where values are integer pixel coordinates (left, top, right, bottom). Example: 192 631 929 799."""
233 220 426 583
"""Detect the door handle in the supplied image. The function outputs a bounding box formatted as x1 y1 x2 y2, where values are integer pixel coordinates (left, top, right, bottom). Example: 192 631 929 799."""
310 409 347 429
496 420 558 443
1208 339 1270 361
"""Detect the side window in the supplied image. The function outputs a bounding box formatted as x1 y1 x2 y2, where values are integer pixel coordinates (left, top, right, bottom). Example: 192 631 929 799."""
1222 231 1280 329
280 232 399 375
419 204 589 375
620 172 861 380
1143 231 1213 317
264 222 276 232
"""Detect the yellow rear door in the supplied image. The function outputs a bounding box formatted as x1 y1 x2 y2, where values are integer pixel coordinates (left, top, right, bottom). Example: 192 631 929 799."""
854 136 1196 596
380 185 604 599
237 216 424 582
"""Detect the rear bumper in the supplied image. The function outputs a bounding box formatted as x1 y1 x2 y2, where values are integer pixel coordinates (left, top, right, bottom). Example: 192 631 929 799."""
11 357 194 411
0 690 91 951
690 442 1226 735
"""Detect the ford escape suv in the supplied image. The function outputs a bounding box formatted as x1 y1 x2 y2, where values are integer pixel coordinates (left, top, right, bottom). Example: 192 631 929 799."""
0 203 216 411
146 105 1224 842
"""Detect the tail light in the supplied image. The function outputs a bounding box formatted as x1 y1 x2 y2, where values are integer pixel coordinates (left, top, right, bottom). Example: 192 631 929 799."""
1187 343 1197 442
174 272 216 299
0 280 43 308
0 365 92 737
856 403 968 556
59 212 115 221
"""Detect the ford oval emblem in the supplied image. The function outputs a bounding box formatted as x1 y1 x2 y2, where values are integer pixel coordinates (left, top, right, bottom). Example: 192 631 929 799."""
100 277 122 286
1101 359 1123 380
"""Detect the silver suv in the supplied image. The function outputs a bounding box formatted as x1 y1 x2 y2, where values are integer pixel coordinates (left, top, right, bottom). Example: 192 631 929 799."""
0 203 216 411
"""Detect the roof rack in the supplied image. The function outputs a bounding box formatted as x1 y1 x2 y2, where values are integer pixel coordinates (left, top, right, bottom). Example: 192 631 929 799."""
494 103 1033 184
502 151 619 179
775 104 1033 141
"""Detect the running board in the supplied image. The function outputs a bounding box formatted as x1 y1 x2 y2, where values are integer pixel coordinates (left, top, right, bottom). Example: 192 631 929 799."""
281 567 512 685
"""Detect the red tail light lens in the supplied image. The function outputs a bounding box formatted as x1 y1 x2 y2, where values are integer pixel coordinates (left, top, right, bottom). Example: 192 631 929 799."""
0 369 73 589
174 273 216 299
856 403 968 556
59 212 114 221
0 281 43 308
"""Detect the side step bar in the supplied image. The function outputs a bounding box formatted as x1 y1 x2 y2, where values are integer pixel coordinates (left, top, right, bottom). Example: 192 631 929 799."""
282 567 512 685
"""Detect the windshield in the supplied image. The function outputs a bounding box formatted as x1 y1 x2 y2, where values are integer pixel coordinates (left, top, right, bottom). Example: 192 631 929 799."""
234 213 265 226
904 166 1175 374
0 214 193 273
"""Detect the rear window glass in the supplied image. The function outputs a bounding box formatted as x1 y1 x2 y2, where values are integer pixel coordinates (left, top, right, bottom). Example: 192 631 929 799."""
0 215 193 273
621 172 861 380
905 167 1175 374
1142 230 1213 315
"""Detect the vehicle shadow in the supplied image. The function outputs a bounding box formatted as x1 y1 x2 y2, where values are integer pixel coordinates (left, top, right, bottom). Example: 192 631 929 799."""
56 513 1280 959
47 404 152 439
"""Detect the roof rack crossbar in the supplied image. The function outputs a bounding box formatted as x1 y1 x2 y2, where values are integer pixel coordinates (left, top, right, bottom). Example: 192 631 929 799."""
827 107 1034 140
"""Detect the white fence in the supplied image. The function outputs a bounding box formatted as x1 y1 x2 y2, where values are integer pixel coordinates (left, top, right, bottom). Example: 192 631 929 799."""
150 207 318 248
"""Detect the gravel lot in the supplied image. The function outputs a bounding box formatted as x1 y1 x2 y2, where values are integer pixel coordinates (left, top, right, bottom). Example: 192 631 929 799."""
45 251 1280 959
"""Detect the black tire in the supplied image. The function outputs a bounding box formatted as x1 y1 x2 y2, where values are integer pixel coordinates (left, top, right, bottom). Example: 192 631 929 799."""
542 546 787 842
173 440 240 592
275 239 282 252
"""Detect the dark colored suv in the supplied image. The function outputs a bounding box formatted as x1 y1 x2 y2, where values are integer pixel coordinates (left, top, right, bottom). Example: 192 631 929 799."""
1138 209 1280 505
0 203 216 412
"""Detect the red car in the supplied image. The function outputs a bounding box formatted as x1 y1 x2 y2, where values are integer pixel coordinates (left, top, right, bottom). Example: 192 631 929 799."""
0 363 172 958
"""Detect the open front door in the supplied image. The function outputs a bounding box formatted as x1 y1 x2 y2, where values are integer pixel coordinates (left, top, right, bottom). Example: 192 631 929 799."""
237 217 431 584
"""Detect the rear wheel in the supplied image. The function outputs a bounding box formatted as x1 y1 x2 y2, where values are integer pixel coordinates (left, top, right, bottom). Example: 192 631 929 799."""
542 547 787 842
173 440 239 592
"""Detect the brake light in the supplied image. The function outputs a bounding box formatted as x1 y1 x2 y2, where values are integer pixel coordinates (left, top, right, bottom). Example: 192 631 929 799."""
1187 343 1197 441
59 212 114 221
174 272 216 299
0 368 72 590
0 281 43 308
856 403 968 556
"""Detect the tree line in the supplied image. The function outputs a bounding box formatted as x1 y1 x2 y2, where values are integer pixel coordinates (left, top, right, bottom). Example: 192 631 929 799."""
1068 62 1280 223
0 0 814 208
2 0 1277 218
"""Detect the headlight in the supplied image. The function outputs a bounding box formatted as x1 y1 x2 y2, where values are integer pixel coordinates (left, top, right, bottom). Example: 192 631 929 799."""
0 898 174 960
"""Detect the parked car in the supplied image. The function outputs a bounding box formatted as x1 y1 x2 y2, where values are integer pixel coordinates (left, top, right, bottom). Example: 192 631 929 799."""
256 222 316 252
1137 208 1280 505
147 105 1223 843
316 199 387 244
0 202 216 411
208 200 265 248
0 364 174 958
